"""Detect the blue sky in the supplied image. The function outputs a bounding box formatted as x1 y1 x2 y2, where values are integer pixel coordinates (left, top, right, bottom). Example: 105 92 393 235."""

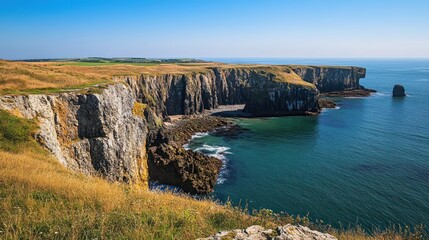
1 0 428 59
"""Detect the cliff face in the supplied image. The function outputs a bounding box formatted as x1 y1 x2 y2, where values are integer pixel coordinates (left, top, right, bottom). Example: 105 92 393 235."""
291 66 366 92
122 67 319 118
0 65 366 193
243 74 318 116
0 84 148 185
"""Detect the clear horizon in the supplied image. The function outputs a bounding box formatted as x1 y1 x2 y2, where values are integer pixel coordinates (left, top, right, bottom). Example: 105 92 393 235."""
1 0 429 59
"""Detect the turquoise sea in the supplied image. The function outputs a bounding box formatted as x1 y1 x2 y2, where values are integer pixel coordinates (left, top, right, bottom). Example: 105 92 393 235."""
189 59 429 229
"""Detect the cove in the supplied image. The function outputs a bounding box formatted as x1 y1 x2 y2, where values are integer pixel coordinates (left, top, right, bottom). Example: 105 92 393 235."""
188 59 429 229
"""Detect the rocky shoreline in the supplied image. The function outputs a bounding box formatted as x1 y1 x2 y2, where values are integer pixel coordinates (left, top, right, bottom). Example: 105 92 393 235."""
321 88 376 98
145 84 376 194
147 116 234 194
148 85 375 194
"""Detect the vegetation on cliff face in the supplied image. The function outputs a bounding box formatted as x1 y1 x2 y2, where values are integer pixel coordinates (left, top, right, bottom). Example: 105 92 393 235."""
0 109 38 152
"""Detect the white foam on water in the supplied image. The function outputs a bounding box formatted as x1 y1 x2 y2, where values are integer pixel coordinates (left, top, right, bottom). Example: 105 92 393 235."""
194 144 230 154
191 132 209 140
185 132 233 184
374 92 388 96
192 144 232 184
344 96 366 99
321 106 340 112
183 132 209 149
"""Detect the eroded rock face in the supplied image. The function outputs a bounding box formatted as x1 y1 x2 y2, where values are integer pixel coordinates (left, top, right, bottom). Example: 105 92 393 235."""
0 85 149 184
242 71 319 116
393 84 406 97
199 224 337 240
292 66 366 92
120 67 320 118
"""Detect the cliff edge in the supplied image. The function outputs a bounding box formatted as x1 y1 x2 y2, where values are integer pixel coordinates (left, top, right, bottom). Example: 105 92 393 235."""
0 61 367 193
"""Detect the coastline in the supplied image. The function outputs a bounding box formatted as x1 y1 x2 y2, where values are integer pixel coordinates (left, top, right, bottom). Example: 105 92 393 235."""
147 115 235 194
159 87 376 194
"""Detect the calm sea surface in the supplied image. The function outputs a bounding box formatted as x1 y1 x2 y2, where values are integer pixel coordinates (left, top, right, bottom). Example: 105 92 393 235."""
188 59 429 229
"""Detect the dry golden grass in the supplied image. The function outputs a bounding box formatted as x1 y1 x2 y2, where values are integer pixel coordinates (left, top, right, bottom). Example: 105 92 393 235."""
0 60 316 95
0 144 260 239
0 61 112 94
222 65 315 87
132 102 148 118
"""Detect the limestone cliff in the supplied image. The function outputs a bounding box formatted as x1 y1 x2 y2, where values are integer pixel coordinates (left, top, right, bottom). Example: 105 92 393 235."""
0 85 148 185
0 65 367 193
121 66 319 118
291 66 366 92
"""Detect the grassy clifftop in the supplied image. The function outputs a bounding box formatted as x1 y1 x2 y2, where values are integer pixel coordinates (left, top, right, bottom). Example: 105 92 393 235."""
0 60 318 95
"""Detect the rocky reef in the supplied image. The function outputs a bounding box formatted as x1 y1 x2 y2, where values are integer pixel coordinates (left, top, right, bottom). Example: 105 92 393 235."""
199 224 337 240
0 64 367 194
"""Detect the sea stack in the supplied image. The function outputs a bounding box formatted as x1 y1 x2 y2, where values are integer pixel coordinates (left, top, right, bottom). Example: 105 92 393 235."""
392 84 406 97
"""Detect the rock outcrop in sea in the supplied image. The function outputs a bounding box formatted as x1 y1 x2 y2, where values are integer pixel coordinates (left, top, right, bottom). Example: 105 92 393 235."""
393 84 406 97
0 65 367 194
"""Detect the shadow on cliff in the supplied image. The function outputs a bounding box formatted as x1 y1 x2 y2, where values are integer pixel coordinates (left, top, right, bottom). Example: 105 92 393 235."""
76 95 111 176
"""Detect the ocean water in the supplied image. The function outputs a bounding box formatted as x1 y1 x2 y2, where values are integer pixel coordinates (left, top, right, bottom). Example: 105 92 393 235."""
188 59 429 229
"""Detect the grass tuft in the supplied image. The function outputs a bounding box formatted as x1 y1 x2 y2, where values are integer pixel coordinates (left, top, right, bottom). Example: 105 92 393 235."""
0 110 38 152
132 102 148 118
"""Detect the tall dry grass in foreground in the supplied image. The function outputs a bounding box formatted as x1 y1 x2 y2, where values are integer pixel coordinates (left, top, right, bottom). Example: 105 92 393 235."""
1 149 426 240
0 146 260 239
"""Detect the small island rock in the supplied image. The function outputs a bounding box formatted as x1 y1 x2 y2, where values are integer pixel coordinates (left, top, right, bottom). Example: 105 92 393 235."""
392 84 406 97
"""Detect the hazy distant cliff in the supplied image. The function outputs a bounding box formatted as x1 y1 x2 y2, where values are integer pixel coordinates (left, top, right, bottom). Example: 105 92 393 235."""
0 64 366 193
